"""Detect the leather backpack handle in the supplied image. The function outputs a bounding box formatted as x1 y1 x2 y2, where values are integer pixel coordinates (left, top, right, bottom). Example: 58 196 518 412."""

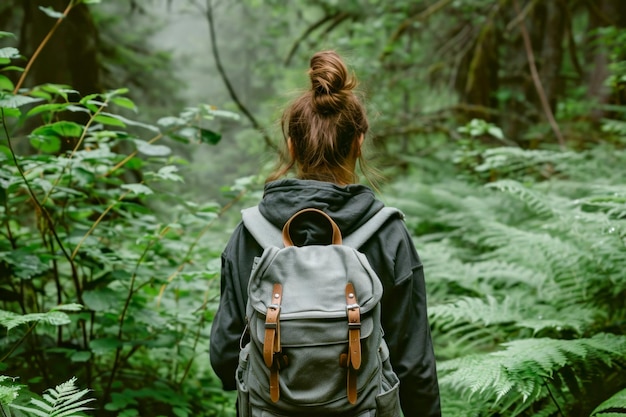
282 208 342 247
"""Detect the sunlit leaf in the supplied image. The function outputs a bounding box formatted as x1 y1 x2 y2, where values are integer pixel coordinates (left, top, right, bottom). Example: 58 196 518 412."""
0 94 42 108
121 183 153 195
134 139 171 156
100 112 159 132
0 47 19 59
111 96 137 112
31 121 84 138
38 6 65 19
27 102 75 117
29 135 61 153
94 114 126 127
0 75 14 92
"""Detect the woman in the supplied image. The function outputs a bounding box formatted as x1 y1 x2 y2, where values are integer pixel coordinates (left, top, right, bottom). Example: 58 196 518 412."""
210 50 441 416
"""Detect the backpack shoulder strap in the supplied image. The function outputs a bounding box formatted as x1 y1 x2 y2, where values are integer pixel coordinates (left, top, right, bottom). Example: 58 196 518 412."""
241 205 283 249
241 205 404 250
343 207 404 249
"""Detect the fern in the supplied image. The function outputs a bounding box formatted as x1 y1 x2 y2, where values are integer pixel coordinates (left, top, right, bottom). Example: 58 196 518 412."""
591 387 626 416
9 377 94 417
389 145 626 415
0 376 20 405
0 305 82 331
439 334 626 403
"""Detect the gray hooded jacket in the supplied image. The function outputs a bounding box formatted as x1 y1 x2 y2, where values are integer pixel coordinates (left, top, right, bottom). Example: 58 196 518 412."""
210 179 441 417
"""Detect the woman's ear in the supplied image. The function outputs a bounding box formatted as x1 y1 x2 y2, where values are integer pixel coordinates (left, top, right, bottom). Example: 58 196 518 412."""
358 133 364 147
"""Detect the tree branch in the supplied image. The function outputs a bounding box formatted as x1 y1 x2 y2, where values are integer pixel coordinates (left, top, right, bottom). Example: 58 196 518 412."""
512 0 566 150
205 0 276 151
380 0 455 61
284 12 349 66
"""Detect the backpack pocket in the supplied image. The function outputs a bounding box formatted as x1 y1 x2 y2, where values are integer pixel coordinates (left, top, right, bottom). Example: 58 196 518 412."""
237 344 251 417
375 341 401 417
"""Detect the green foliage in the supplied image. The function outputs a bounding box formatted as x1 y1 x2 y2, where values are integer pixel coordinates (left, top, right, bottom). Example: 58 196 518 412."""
10 377 94 417
591 387 626 416
387 141 626 416
1 30 240 416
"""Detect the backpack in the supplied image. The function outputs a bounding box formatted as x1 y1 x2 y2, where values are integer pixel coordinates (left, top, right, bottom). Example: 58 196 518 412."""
236 205 403 417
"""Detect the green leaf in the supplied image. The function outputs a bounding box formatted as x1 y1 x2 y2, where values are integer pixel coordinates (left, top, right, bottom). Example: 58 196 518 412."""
0 31 17 39
0 145 12 161
26 102 77 117
111 96 137 111
38 6 65 19
121 183 153 196
51 303 83 312
70 351 92 363
1 65 25 73
591 387 626 416
199 127 221 145
0 47 20 60
93 114 126 127
90 338 122 354
0 382 20 405
0 107 20 118
134 139 171 156
100 112 159 132
157 116 185 127
0 75 14 92
31 121 84 138
0 94 42 108
29 135 61 153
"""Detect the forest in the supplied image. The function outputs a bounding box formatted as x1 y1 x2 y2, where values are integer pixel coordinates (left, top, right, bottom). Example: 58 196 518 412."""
0 0 625 416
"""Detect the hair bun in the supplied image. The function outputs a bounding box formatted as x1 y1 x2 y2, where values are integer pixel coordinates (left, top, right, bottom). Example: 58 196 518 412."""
308 51 356 114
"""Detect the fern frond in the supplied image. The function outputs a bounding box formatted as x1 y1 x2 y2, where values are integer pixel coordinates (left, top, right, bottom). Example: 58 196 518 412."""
10 377 94 417
0 304 82 331
486 179 562 218
0 376 20 406
590 387 626 416
474 147 581 177
439 334 626 405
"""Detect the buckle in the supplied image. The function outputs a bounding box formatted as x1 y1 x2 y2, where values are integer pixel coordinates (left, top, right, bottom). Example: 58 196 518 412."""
346 303 360 311
348 322 361 329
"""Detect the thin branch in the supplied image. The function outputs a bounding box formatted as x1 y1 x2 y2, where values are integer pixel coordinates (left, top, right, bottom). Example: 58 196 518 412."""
380 0 455 61
156 187 246 306
1 109 83 304
543 379 565 417
505 0 537 32
563 0 584 80
13 0 75 93
512 0 566 150
284 12 348 66
70 189 131 260
204 0 276 151
103 132 163 177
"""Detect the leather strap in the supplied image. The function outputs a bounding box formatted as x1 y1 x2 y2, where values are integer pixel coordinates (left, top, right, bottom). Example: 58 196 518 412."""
263 284 283 403
345 282 361 404
345 283 362 370
263 283 283 367
282 208 342 247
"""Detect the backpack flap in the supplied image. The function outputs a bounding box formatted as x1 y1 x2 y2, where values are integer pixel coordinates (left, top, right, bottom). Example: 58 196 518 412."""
247 245 383 320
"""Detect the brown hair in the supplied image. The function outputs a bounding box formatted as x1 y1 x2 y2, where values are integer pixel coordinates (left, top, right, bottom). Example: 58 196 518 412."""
266 50 370 185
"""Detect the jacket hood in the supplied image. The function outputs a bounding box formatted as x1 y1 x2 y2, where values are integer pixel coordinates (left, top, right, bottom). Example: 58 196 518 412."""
257 179 384 245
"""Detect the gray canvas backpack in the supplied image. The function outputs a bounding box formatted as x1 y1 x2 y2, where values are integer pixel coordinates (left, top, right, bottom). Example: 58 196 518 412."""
236 206 403 417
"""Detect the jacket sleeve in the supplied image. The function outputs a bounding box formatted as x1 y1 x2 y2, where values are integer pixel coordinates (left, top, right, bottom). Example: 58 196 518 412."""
379 223 442 417
209 223 255 390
